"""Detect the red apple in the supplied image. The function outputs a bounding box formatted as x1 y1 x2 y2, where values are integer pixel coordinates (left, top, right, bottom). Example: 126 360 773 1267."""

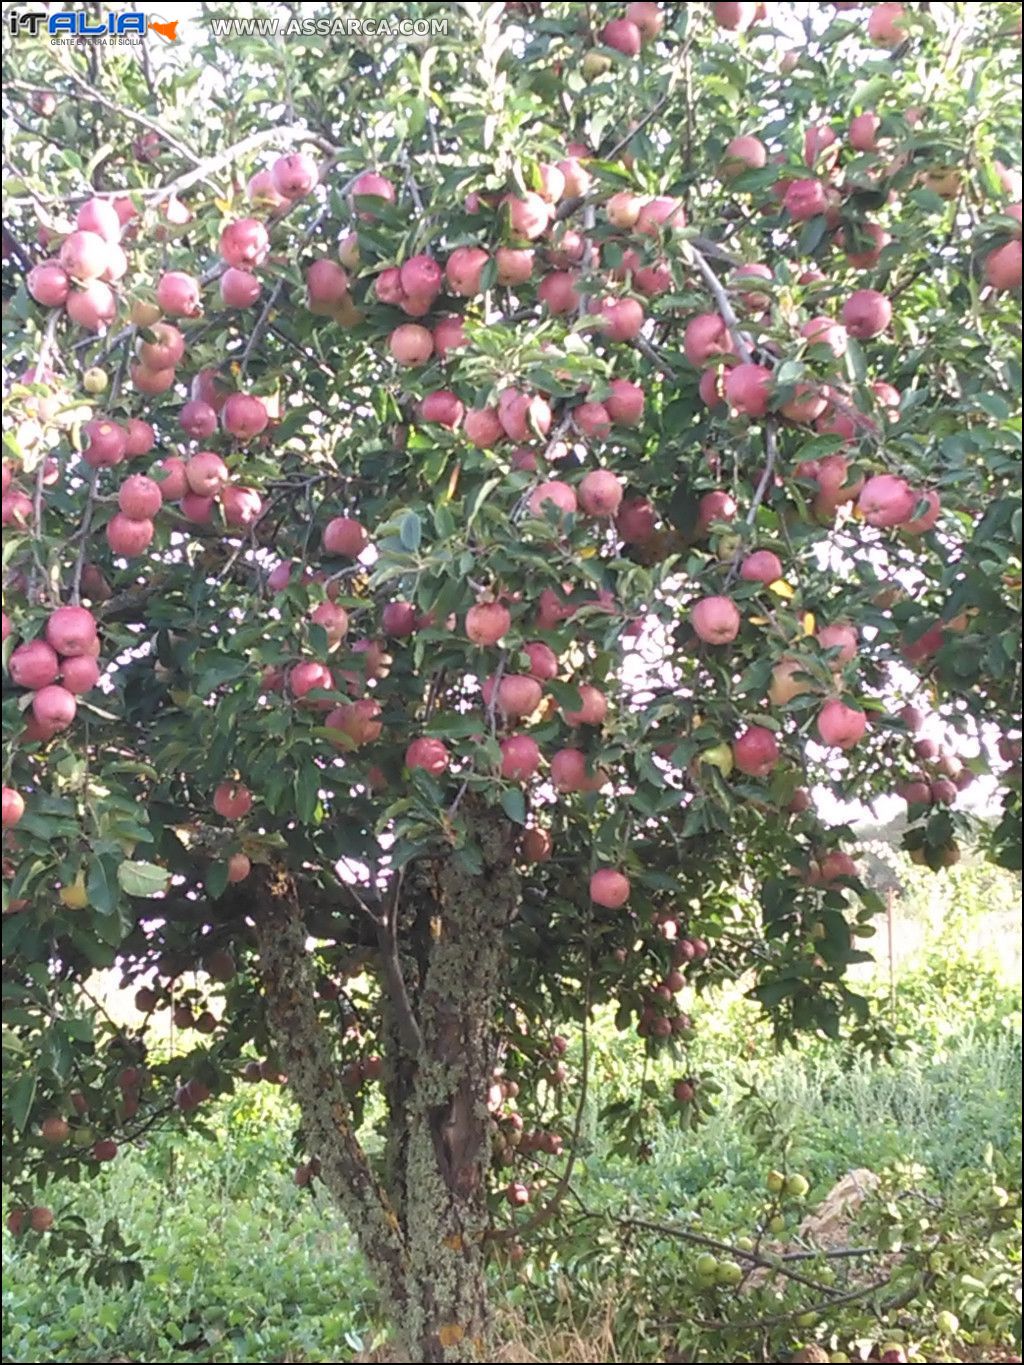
725 363 772 417
858 473 915 527
9 640 60 690
220 218 270 268
578 469 622 517
720 135 767 180
220 268 262 309
563 684 607 727
691 596 741 644
604 379 645 426
326 699 383 748
118 474 163 521
685 316 737 373
733 725 781 777
590 868 631 908
523 641 559 680
83 418 128 469
271 152 318 199
67 281 117 330
500 734 541 780
464 407 505 448
538 270 581 314
323 516 368 556
389 323 434 366
419 389 465 428
816 698 867 749
27 261 70 307
985 239 1022 291
867 3 907 47
902 488 941 535
222 393 269 439
445 245 489 296
740 550 783 584
816 623 858 665
156 270 201 317
1 787 25 828
785 179 828 221
32 684 77 732
60 230 110 282
305 259 351 318
841 288 892 339
405 737 449 775
505 192 551 240
45 605 97 657
349 170 396 217
466 602 512 646
61 654 101 694
529 481 577 519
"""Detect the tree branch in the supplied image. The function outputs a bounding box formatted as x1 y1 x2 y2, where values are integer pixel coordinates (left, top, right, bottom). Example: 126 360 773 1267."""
10 72 202 172
252 864 408 1306
374 869 423 1059
688 242 754 362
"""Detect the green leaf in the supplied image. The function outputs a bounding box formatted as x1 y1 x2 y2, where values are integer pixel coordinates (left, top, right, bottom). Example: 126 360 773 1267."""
8 1071 37 1133
87 856 120 916
400 510 422 551
500 787 526 825
117 861 171 898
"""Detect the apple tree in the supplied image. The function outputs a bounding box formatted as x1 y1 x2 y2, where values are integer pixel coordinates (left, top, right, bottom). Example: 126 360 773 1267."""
2 1 1021 1359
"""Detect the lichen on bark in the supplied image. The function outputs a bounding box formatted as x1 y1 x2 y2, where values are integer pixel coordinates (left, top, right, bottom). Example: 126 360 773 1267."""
253 802 520 1363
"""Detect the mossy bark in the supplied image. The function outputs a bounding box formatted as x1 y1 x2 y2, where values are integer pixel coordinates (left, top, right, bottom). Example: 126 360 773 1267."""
396 806 520 1361
254 803 520 1363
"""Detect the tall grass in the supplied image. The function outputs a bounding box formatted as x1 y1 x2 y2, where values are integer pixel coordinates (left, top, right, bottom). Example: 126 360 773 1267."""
3 891 1021 1364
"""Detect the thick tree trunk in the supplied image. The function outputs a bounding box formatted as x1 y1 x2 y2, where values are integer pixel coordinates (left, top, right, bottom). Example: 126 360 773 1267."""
397 806 520 1361
254 803 520 1363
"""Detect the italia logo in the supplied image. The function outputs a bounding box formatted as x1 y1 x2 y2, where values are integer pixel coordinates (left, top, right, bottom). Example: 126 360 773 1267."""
7 11 179 41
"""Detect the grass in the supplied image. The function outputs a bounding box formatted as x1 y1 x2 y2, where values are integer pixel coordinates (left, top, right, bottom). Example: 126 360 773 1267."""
2 877 1021 1364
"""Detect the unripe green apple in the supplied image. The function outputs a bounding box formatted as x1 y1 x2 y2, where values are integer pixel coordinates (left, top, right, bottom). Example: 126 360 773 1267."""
786 1172 810 1198
716 1259 743 1286
935 1310 959 1337
70 1125 94 1147
716 533 742 561
695 1252 719 1278
583 51 612 80
130 298 162 328
701 743 735 777
767 1169 785 1193
83 366 108 394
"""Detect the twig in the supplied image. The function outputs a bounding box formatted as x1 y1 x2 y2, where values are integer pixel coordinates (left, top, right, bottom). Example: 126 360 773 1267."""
579 1211 840 1296
241 199 330 376
604 29 695 164
688 243 754 362
632 333 677 377
747 421 779 527
689 1276 892 1333
14 69 201 171
70 470 99 605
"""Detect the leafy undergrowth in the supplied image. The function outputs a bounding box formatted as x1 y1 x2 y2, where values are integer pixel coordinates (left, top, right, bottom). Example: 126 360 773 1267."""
3 932 1021 1364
